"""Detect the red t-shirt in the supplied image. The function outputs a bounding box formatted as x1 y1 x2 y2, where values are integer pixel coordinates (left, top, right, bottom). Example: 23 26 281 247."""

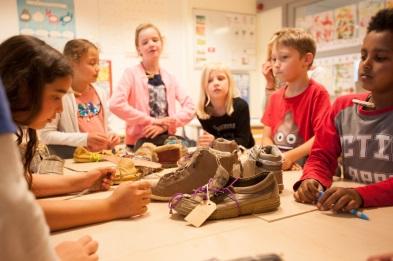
262 79 331 156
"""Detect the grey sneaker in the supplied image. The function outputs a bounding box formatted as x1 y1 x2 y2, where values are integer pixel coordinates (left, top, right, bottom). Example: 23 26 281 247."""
242 145 283 192
169 167 280 220
151 147 237 201
212 138 238 153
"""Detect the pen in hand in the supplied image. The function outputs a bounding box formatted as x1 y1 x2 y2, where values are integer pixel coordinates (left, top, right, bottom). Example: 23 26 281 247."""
317 191 369 220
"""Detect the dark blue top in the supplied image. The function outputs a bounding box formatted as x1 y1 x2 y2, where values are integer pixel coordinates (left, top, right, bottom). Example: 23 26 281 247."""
0 79 16 134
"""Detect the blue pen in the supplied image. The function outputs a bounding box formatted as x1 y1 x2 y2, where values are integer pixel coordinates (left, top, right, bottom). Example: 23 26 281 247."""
317 191 324 201
317 191 369 220
349 209 369 220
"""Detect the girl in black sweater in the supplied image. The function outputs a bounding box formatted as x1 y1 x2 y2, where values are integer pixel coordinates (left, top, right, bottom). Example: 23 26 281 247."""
196 63 255 148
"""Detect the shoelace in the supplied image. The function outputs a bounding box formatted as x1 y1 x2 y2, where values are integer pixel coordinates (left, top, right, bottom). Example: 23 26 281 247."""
89 152 102 162
168 177 240 214
161 149 201 182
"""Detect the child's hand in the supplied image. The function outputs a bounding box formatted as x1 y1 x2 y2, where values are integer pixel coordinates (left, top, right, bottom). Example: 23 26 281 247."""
143 124 166 138
367 252 393 261
87 132 110 151
55 235 98 261
294 179 321 204
81 167 115 192
262 61 275 90
317 187 363 212
282 152 294 170
107 181 151 218
108 134 121 148
197 131 215 147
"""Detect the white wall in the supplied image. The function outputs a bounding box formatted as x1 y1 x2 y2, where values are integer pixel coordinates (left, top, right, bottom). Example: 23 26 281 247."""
256 6 283 109
0 0 284 132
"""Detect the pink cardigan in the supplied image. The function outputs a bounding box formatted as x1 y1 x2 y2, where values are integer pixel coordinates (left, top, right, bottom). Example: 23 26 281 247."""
110 64 195 145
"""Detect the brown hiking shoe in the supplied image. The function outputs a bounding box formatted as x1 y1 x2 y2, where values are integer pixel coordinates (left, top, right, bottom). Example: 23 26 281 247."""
169 168 280 220
154 144 186 168
134 143 158 162
151 147 237 201
242 145 283 192
212 138 238 153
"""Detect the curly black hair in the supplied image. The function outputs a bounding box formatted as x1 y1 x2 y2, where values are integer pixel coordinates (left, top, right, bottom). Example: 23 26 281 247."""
367 8 393 33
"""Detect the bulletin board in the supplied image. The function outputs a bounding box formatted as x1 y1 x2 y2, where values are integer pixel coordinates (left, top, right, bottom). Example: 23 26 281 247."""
193 9 257 71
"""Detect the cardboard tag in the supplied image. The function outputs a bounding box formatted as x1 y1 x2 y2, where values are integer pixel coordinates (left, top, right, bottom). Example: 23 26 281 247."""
184 200 217 227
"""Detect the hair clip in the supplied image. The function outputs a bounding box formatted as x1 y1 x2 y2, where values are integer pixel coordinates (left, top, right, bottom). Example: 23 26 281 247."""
352 99 376 109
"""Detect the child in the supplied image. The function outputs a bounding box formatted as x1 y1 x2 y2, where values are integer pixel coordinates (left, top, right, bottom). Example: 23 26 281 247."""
261 40 286 109
261 28 331 170
196 63 255 148
0 63 98 260
294 9 393 210
110 23 195 150
39 39 120 153
0 35 151 232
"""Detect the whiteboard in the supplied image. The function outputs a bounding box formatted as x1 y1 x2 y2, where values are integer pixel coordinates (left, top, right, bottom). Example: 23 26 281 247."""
193 9 257 71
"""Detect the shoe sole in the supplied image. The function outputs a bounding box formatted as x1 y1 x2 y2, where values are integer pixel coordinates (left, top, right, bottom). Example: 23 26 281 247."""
151 194 172 201
209 194 281 220
174 192 280 219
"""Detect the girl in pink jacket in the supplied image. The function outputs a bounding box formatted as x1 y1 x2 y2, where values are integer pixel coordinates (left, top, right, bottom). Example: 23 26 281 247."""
110 23 195 148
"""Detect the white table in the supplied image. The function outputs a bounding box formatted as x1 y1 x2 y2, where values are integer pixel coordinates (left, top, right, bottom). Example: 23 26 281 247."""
51 167 393 261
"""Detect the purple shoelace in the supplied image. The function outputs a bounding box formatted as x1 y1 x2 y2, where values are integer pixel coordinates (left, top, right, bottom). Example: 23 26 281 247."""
168 178 241 214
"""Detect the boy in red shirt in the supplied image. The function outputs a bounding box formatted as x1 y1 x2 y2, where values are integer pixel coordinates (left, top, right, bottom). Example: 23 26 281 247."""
261 28 331 170
294 8 393 210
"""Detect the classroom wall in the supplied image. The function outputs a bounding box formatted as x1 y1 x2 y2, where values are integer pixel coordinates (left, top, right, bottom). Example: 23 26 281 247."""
0 0 283 133
256 6 283 108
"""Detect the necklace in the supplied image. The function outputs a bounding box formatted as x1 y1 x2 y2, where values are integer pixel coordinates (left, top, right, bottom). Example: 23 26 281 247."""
141 62 159 79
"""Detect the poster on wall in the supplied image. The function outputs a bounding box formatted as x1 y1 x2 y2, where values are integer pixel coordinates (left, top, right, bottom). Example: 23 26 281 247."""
95 60 112 97
17 0 76 50
193 9 256 71
314 53 360 97
334 5 357 42
334 63 355 95
232 72 250 103
358 0 385 39
309 11 334 49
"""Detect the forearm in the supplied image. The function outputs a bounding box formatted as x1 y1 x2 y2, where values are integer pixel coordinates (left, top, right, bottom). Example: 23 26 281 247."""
285 136 315 162
38 199 115 231
261 135 274 145
355 178 393 207
32 174 85 198
39 130 87 147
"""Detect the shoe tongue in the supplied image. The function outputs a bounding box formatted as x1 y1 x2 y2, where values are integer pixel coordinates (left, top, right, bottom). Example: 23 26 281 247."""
209 164 230 191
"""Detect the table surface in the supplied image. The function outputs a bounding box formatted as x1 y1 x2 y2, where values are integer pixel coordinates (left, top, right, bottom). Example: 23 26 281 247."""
51 164 393 261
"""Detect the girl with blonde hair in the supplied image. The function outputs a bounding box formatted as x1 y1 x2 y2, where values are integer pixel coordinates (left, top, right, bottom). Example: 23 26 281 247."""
197 63 254 148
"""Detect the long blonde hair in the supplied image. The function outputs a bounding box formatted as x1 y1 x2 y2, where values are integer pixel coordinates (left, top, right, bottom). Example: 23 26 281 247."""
197 63 239 120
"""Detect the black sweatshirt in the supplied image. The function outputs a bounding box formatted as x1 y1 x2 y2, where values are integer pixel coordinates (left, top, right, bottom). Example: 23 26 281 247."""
198 97 255 148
